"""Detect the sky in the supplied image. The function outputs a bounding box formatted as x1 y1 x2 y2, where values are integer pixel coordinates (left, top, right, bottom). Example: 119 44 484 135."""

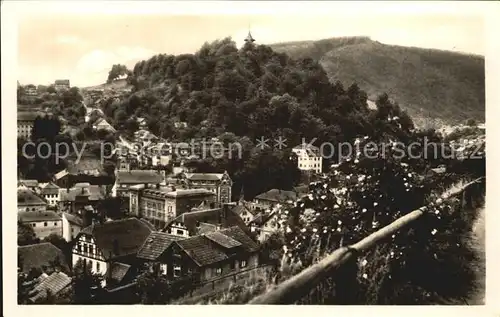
15 1 486 88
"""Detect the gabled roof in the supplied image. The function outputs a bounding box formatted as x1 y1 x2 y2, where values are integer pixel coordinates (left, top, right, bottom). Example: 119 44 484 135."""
28 272 72 303
79 218 153 260
18 211 62 222
19 179 39 187
175 236 229 267
39 182 60 196
18 189 47 206
116 170 164 185
231 203 258 217
18 243 69 273
205 231 242 249
255 189 297 203
62 212 84 227
218 226 260 253
174 226 258 267
59 185 105 202
184 173 225 181
166 207 248 236
136 232 186 261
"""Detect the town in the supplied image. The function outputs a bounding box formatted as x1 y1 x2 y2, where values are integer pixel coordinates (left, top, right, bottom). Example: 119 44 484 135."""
15 14 486 305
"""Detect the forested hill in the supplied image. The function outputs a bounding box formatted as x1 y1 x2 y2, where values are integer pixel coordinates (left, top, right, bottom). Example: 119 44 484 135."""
270 37 485 125
101 37 415 148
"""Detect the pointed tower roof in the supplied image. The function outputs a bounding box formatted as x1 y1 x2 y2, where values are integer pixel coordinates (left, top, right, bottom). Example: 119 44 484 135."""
244 31 255 43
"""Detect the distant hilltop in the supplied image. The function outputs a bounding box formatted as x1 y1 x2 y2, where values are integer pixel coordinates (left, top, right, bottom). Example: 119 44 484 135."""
270 36 485 124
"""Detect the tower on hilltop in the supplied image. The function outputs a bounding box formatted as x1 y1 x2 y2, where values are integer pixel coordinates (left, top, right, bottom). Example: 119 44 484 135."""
244 30 255 44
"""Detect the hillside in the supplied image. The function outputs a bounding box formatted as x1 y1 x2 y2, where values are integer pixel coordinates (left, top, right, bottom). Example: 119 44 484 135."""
83 78 133 91
270 37 485 125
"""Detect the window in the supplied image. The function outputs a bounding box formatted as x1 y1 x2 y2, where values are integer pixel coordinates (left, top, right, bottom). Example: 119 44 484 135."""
177 230 184 235
241 260 247 268
215 267 222 275
89 260 93 269
89 245 94 254
96 262 100 272
32 223 36 227
77 244 82 252
44 222 48 227
54 222 58 226
173 265 181 277
84 245 88 253
160 264 167 275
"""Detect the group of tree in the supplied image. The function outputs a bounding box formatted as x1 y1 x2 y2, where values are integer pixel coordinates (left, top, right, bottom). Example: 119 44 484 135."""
107 64 131 83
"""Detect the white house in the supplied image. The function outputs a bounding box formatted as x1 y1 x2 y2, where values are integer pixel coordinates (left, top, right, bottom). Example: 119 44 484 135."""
18 211 63 240
62 213 84 242
71 218 153 278
38 182 60 207
291 144 323 173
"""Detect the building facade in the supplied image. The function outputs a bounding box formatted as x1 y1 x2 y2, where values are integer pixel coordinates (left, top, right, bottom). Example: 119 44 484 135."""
54 79 70 91
18 189 48 213
292 144 323 174
17 112 39 139
18 211 63 240
181 171 232 204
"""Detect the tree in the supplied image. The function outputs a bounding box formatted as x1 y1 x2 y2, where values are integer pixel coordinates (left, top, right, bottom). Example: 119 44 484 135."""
466 118 477 127
72 259 104 304
107 64 129 83
18 222 38 246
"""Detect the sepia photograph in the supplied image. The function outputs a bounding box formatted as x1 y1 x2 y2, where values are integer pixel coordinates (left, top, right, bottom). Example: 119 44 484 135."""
3 0 497 311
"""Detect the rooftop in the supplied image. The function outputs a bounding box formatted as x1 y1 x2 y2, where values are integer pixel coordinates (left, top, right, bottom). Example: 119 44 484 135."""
28 272 72 303
18 243 69 273
18 189 47 206
18 211 62 223
80 218 153 260
136 231 186 261
39 182 60 196
184 172 226 182
62 212 84 227
59 185 106 202
116 170 164 185
255 189 297 203
18 111 41 122
164 188 215 198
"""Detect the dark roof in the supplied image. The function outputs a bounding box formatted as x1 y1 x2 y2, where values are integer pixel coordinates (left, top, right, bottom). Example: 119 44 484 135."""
109 262 131 284
18 112 40 121
28 272 72 303
80 218 153 260
218 226 260 253
62 213 84 226
18 243 69 273
40 183 60 195
205 231 242 248
255 189 297 203
18 189 47 206
18 211 61 222
116 170 164 184
20 179 39 187
184 173 225 181
166 207 249 236
137 232 186 261
174 226 259 267
176 236 229 267
67 157 103 175
59 185 105 202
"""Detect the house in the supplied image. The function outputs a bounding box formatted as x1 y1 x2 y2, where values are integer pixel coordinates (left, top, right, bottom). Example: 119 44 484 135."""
18 242 69 274
113 170 165 197
93 117 116 133
249 211 282 242
252 189 297 212
18 188 47 213
174 121 188 129
27 271 72 303
54 79 70 91
180 171 232 204
164 204 250 238
137 226 259 282
61 212 85 242
292 144 323 173
129 187 217 229
85 107 104 123
136 117 147 129
58 183 106 214
18 179 40 193
71 218 153 279
18 211 63 240
17 111 39 139
230 202 258 225
38 182 60 207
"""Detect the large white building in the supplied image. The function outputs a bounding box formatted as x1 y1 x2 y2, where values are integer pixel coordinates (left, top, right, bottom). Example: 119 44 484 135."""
292 144 323 173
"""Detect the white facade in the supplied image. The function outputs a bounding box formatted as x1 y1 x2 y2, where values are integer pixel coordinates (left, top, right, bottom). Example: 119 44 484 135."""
72 235 107 276
17 122 34 139
25 219 63 240
41 193 60 207
62 214 83 242
292 147 322 173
